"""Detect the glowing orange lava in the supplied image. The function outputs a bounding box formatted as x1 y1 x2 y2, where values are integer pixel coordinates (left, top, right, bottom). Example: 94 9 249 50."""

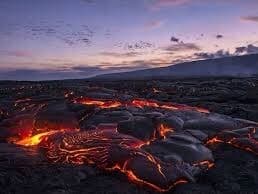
31 129 194 192
206 137 224 145
157 124 174 139
131 99 159 108
6 91 258 194
206 127 258 156
15 130 60 146
114 165 188 192
75 97 210 113
76 98 122 109
193 160 215 169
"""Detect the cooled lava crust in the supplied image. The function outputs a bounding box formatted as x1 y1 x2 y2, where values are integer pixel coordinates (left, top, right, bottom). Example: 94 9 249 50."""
0 86 258 192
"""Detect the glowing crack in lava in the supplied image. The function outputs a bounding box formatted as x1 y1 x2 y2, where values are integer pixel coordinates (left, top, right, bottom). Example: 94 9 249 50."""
75 97 122 109
10 96 258 192
75 97 210 113
37 128 195 192
206 127 258 155
11 123 200 192
9 97 213 191
157 124 174 139
12 122 213 192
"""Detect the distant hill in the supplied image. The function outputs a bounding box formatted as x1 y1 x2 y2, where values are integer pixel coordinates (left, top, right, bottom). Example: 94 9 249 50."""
93 54 258 80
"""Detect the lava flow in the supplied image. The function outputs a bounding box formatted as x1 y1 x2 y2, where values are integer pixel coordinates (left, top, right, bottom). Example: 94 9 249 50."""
15 130 61 146
37 128 193 192
75 97 210 113
8 95 258 192
8 97 212 192
75 97 122 109
11 122 213 192
10 123 196 192
206 127 258 155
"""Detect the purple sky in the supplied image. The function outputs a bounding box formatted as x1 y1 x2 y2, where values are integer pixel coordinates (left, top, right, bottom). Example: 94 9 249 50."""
0 0 258 80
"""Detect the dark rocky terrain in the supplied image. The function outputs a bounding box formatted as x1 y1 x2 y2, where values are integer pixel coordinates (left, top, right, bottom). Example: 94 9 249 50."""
0 76 258 194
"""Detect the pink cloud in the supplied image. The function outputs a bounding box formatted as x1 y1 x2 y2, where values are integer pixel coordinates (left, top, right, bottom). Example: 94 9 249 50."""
240 15 258 23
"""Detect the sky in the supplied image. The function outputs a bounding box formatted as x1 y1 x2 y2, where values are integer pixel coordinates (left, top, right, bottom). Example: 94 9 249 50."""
0 0 258 80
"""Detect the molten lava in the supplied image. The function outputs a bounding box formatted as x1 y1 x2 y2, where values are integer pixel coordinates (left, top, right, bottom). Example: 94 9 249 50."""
157 124 174 139
193 160 215 169
206 127 258 155
75 97 210 113
75 97 122 109
8 95 258 192
15 130 60 146
37 128 193 192
9 96 212 191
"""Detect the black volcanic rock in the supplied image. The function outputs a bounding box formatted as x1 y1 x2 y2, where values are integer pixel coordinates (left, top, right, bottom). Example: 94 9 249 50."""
34 102 79 131
183 113 243 136
118 116 155 141
144 133 214 164
156 115 184 131
83 110 133 127
0 114 35 139
185 130 208 141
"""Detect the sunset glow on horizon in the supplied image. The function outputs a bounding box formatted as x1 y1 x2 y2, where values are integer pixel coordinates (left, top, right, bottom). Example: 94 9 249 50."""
0 0 257 80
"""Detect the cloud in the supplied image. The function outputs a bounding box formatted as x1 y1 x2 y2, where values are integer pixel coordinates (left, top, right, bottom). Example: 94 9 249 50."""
0 55 175 81
119 59 171 67
0 50 33 58
241 15 258 23
194 49 231 59
216 34 223 39
235 47 246 54
99 62 153 71
114 41 155 51
0 67 103 81
99 51 141 58
144 20 164 30
118 41 155 51
194 44 258 60
163 42 201 52
235 44 258 54
0 61 154 81
170 36 180 42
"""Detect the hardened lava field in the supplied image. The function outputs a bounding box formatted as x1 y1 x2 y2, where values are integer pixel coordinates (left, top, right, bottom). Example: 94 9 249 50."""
0 77 258 194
